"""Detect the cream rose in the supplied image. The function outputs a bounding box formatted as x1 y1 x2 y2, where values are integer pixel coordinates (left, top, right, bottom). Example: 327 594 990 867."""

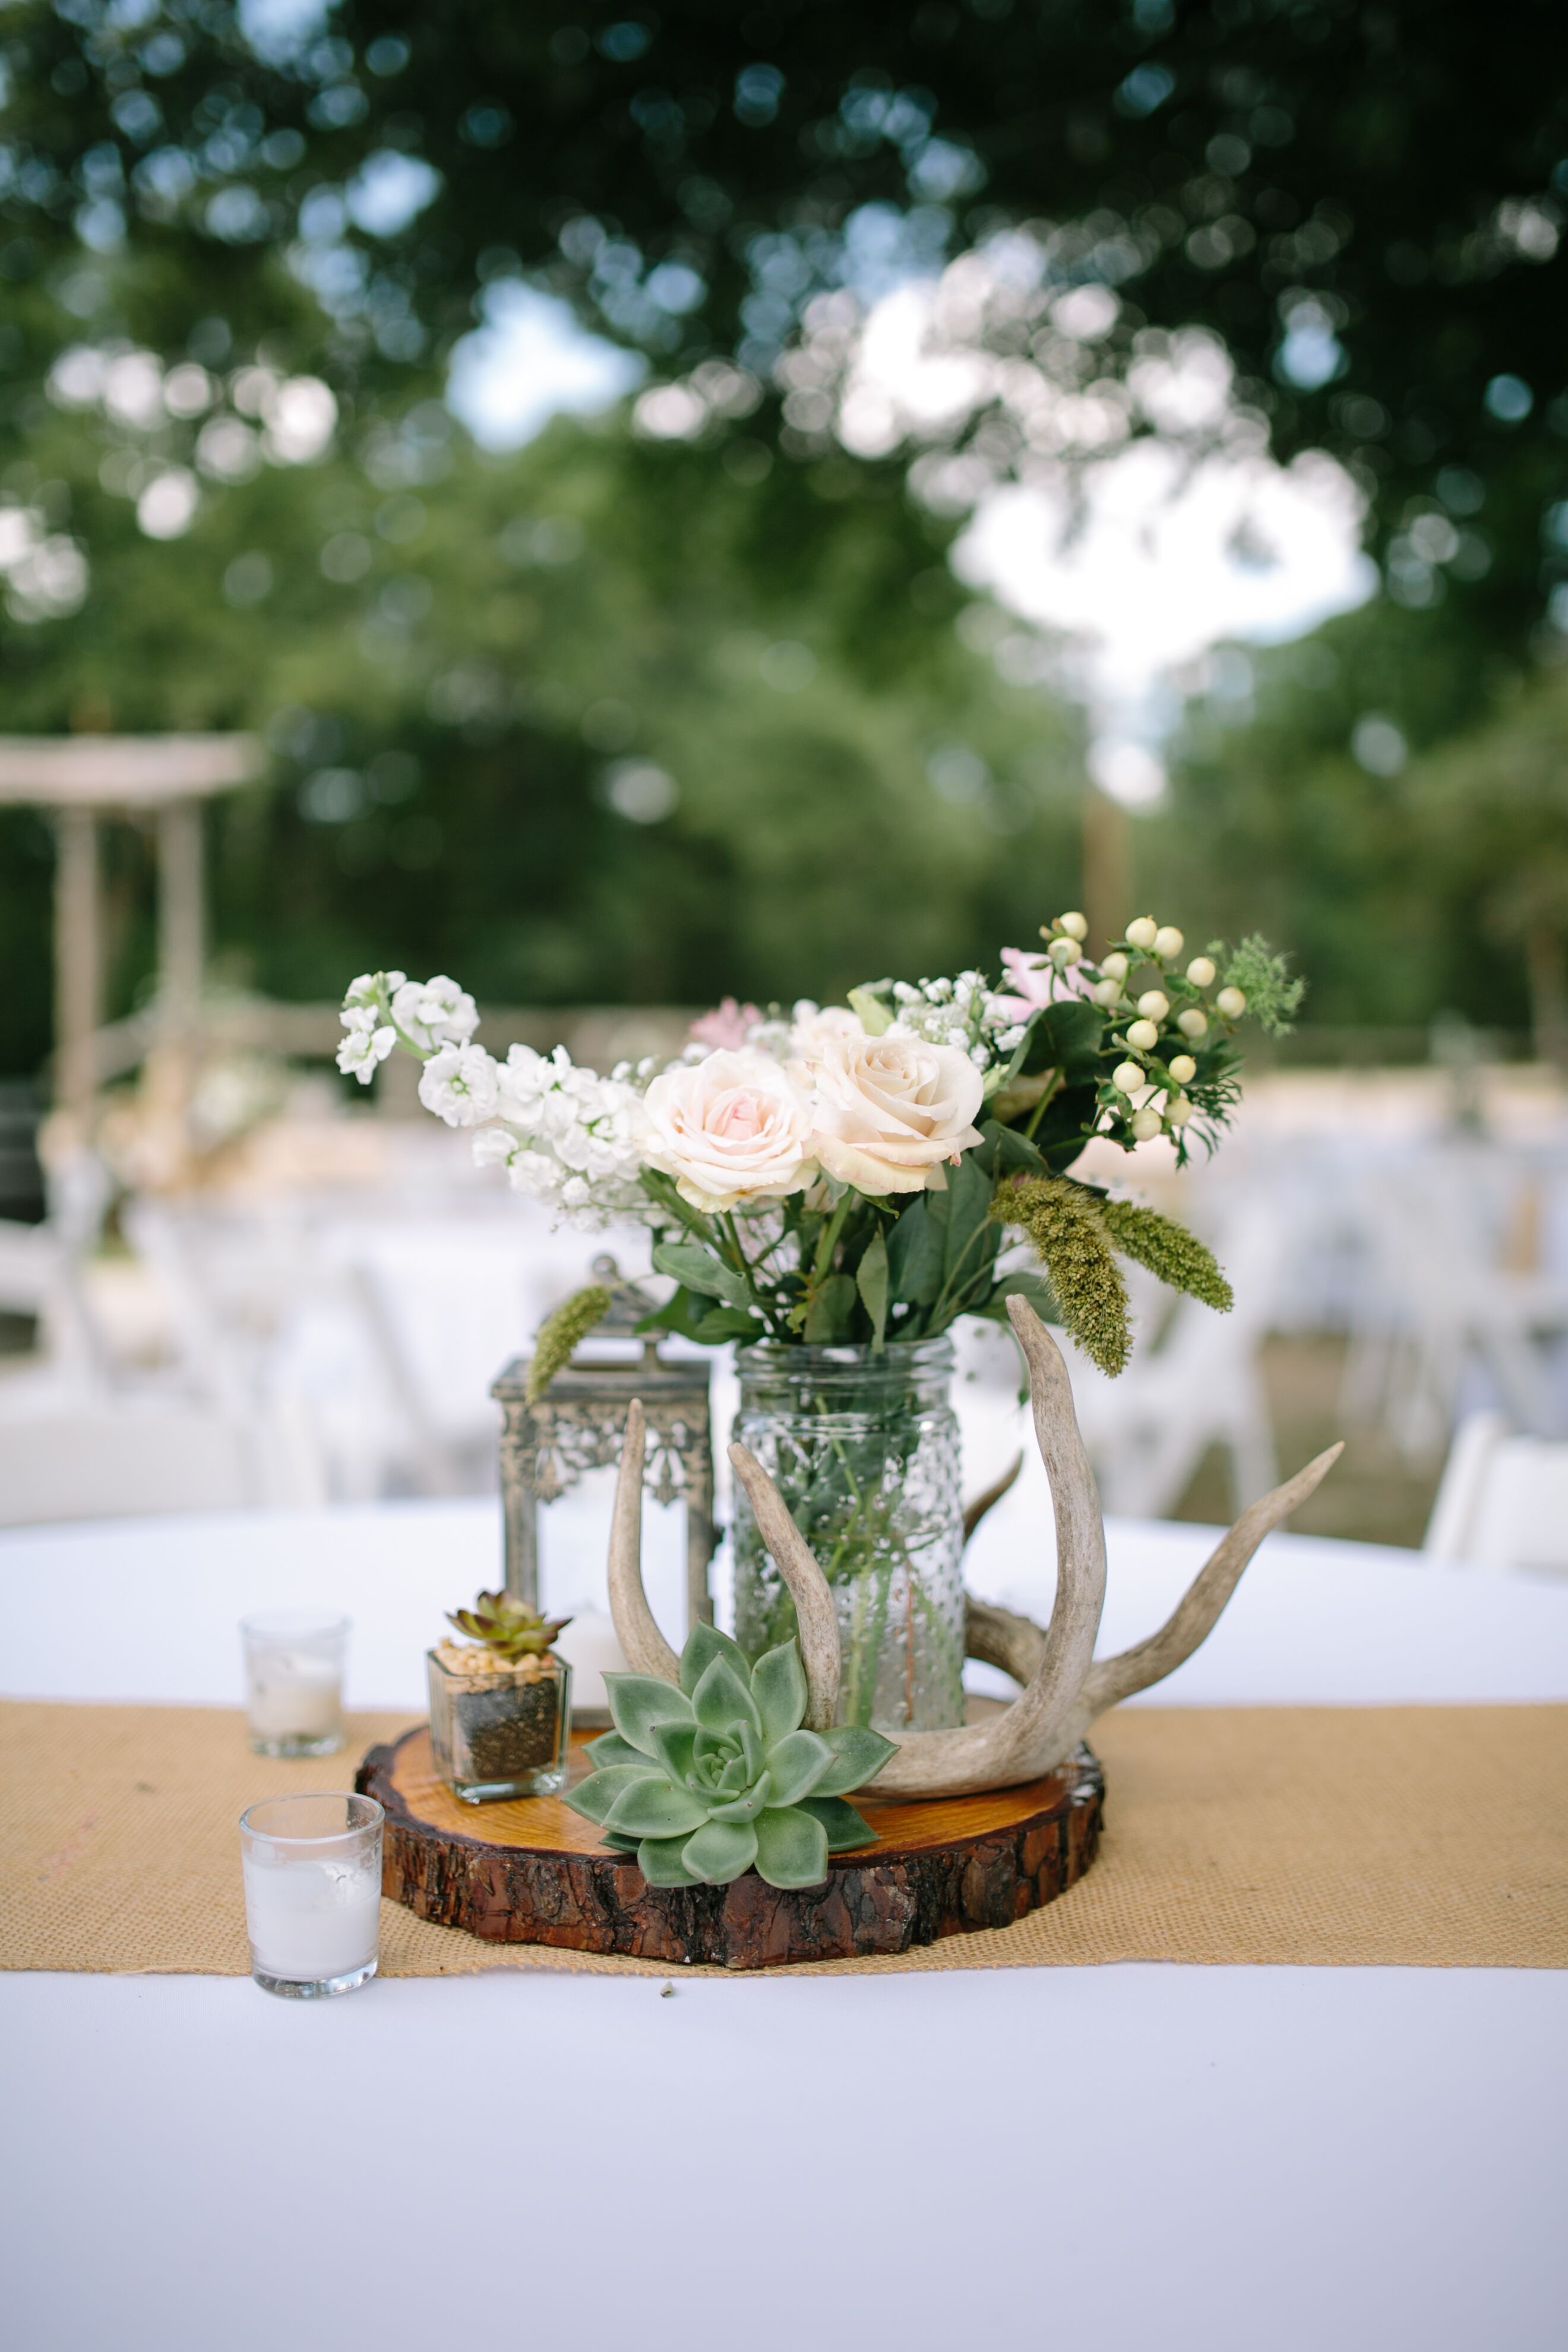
786 1000 865 1062
638 1049 817 1213
802 1033 985 1195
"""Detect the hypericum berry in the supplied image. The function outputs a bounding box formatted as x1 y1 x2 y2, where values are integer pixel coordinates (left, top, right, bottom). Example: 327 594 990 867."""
1112 1060 1145 1093
1130 1105 1163 1141
1136 990 1169 1020
1168 1053 1197 1084
1099 951 1129 981
1166 1096 1194 1128
1049 937 1083 968
1127 1018 1160 1050
1186 956 1216 988
1153 925 1184 960
1093 978 1124 1007
1057 911 1088 941
1125 916 1158 951
1176 1009 1209 1040
1216 987 1247 1019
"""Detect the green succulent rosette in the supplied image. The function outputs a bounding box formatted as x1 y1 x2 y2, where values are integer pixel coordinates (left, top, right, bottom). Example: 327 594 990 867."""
564 1624 895 1889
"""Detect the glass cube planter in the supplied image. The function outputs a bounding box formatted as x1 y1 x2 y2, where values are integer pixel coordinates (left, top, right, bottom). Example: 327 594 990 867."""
426 1646 573 1803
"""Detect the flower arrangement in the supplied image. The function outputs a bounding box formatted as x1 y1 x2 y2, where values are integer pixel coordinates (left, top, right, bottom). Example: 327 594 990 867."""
339 913 1300 1377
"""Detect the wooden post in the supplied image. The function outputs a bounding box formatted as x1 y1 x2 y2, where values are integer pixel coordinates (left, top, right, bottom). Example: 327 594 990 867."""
156 797 204 1041
53 807 102 1120
1082 786 1131 957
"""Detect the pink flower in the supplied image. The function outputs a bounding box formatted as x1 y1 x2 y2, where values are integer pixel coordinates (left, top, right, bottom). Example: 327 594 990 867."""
991 948 1054 1023
639 1049 816 1212
992 946 1093 1023
689 996 761 1051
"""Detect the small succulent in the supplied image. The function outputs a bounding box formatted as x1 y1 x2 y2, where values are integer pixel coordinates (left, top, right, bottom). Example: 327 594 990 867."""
446 1590 571 1662
564 1624 895 1889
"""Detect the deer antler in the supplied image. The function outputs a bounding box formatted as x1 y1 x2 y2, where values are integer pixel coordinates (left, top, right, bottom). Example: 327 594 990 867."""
606 1398 680 1682
603 1297 1342 1799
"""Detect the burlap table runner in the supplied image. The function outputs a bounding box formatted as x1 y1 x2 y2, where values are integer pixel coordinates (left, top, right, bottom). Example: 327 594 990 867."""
2 1698 1564 1975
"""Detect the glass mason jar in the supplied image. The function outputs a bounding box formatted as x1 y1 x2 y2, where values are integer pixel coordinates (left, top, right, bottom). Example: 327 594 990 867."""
426 1650 573 1803
731 1338 965 1735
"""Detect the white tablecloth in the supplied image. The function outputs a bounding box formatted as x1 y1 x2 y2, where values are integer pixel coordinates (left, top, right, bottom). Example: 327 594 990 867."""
2 1499 1565 2352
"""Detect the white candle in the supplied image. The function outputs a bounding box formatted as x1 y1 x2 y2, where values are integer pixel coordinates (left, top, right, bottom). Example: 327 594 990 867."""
241 1612 348 1756
239 1793 383 1997
248 1652 342 1741
242 1851 381 1984
554 1608 628 1716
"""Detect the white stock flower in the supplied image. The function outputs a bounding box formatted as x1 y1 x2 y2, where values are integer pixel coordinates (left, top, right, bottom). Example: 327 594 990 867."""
639 1048 817 1213
342 969 404 1011
391 973 480 1049
418 1043 500 1127
803 1032 984 1194
336 1023 396 1083
476 1045 647 1226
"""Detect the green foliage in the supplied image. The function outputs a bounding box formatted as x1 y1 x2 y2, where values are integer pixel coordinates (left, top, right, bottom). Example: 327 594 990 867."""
1098 1202 1234 1315
526 1285 613 1403
446 1590 570 1661
1218 938 1308 1039
5 4 1564 652
991 1176 1235 1371
991 1178 1130 1379
0 411 1088 1075
564 1624 895 1889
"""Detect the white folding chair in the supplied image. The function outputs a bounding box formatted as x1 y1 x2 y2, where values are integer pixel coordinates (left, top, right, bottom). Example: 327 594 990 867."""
0 1396 322 1526
1423 1409 1568 1573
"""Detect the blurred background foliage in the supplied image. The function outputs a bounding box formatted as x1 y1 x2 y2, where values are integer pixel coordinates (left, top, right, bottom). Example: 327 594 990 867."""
1 0 1566 1079
0 399 1087 1071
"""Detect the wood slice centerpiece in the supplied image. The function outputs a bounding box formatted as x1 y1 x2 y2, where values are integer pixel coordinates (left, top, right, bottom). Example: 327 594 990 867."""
359 1725 1103 1971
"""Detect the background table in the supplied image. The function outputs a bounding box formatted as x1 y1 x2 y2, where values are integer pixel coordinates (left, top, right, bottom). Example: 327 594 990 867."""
3 1495 1566 2352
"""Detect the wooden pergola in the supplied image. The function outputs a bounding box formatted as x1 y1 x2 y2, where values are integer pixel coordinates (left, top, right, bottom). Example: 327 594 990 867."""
0 735 263 1120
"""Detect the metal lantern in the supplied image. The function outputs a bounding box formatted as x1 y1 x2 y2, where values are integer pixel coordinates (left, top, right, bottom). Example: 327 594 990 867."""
491 1257 716 1631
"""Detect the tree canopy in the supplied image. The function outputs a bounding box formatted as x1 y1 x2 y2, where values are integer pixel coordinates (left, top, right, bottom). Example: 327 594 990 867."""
0 399 1086 1075
4 1 1566 646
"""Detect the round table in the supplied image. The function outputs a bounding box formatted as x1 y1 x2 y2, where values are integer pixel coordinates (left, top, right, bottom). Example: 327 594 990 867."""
2 1497 1564 2352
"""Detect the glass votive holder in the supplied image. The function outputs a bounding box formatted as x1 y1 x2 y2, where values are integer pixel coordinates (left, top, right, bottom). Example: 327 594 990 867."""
428 1645 572 1802
241 1610 349 1757
239 1792 384 1999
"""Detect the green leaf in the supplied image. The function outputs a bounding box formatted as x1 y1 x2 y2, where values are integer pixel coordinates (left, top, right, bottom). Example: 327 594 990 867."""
987 1121 1049 1177
681 1819 760 1884
605 1673 694 1756
603 1776 710 1838
561 1764 660 1826
750 1640 807 1744
799 1795 877 1852
941 1147 994 1286
978 1269 1059 1325
886 1198 942 1305
848 985 893 1035
633 1286 696 1339
679 1621 751 1697
691 1654 761 1737
855 1226 889 1351
704 1784 770 1823
803 1271 856 1341
753 1806 830 1890
636 1834 702 1886
813 1725 897 1797
650 1239 751 1314
692 1307 764 1343
600 1832 643 1854
1033 998 1104 1073
647 1720 700 1784
760 1728 832 1807
582 1731 651 1773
